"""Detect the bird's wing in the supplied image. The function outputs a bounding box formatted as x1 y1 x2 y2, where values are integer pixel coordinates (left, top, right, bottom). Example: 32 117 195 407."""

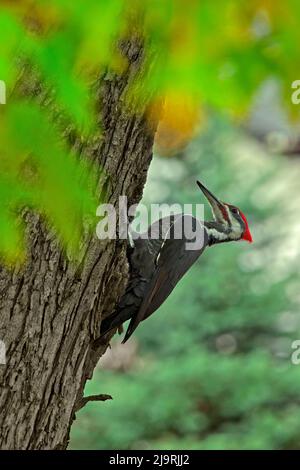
122 214 208 343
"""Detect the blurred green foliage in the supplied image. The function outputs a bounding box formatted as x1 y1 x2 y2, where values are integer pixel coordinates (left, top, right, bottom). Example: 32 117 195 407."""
70 119 300 450
0 1 300 261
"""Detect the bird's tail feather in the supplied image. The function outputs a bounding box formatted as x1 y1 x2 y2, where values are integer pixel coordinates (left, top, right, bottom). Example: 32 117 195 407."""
99 304 134 338
99 312 123 338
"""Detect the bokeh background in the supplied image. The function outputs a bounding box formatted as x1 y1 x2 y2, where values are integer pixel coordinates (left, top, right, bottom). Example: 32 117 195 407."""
70 110 300 449
1 0 300 450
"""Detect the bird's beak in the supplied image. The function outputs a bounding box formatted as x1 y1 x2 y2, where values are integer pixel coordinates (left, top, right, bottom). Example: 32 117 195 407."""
196 180 227 222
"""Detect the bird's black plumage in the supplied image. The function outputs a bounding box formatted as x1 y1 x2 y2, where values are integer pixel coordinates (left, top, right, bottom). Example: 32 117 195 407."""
100 214 208 342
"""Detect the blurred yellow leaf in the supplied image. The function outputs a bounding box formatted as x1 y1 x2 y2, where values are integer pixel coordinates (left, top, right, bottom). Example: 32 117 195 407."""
154 91 204 155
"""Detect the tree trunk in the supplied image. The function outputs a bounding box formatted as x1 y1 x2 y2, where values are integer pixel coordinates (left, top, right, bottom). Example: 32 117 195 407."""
0 40 158 449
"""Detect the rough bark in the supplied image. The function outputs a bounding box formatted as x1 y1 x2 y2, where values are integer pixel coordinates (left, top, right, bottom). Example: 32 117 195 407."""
0 40 158 449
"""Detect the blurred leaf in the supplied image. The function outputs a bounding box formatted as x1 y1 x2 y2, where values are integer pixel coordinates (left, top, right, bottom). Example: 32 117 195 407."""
0 101 97 259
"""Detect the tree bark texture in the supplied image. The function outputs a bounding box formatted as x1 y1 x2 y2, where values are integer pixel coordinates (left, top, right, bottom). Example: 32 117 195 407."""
0 40 158 449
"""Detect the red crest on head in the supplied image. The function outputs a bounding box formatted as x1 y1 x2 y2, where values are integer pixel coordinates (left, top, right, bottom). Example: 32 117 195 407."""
240 212 253 243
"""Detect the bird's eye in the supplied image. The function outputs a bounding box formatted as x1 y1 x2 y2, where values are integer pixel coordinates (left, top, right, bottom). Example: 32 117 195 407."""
232 207 239 215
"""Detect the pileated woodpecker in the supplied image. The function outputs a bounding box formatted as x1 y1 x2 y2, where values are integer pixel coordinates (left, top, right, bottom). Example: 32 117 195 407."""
100 180 252 343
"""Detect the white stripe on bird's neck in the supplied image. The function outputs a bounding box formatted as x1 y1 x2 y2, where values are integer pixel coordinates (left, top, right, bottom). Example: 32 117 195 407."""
205 226 228 243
